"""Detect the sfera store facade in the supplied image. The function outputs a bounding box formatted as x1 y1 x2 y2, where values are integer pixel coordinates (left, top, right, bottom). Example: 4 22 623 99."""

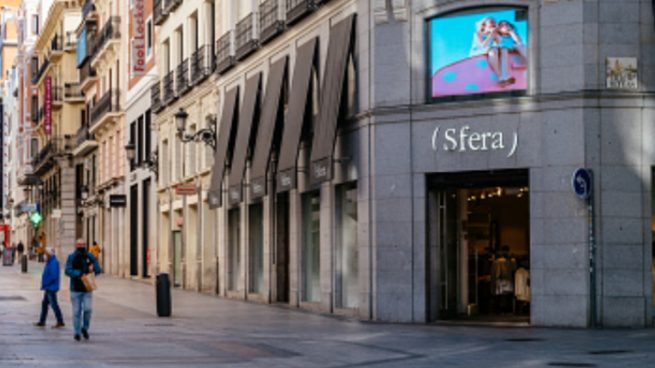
366 0 654 327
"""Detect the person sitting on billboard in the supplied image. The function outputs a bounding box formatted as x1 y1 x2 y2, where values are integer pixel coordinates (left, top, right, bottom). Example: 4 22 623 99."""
494 20 528 87
470 17 502 81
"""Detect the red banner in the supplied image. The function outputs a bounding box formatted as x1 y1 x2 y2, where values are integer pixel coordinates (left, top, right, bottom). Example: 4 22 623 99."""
44 76 52 135
131 0 146 76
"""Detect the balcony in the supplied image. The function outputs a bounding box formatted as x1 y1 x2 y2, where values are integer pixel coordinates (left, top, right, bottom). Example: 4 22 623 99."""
73 125 97 157
235 13 259 61
32 137 72 175
260 0 285 44
64 83 84 102
82 0 96 19
31 107 38 124
52 86 63 108
79 61 98 90
151 81 163 113
90 89 122 132
215 32 235 75
191 45 214 85
64 31 77 50
176 59 191 96
32 59 50 85
163 70 176 104
154 0 168 25
163 0 182 14
47 35 63 62
91 16 121 66
38 106 44 123
286 0 317 25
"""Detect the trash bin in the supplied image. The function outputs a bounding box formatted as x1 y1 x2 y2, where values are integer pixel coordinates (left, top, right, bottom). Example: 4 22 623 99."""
21 254 28 273
156 273 171 317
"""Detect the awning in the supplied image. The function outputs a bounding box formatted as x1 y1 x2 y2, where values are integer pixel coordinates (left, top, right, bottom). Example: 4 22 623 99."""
309 14 355 184
208 87 240 209
249 56 288 200
275 37 317 193
227 73 262 206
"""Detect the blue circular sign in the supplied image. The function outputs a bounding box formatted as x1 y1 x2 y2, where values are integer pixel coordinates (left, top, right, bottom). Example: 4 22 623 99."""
572 168 593 200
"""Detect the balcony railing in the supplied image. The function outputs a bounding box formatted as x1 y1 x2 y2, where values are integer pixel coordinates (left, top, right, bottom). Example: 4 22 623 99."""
79 61 97 86
286 0 317 25
49 35 63 56
163 70 176 104
32 137 72 173
75 125 95 147
235 13 259 61
91 16 120 60
52 86 63 104
154 0 168 25
176 59 190 96
191 45 213 85
65 31 77 49
82 0 96 18
216 32 235 75
32 58 50 85
163 0 182 13
260 0 285 44
151 81 163 113
64 83 84 100
90 89 121 127
31 107 38 123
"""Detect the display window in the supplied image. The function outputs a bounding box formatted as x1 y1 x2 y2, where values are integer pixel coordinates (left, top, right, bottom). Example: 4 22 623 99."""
428 6 529 100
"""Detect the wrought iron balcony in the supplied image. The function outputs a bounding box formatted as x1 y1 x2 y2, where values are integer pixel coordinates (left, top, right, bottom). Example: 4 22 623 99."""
190 45 213 85
151 81 163 113
32 137 72 174
176 59 191 96
52 86 63 106
82 0 96 18
215 32 235 75
235 13 259 61
163 0 182 13
286 0 317 25
90 89 121 128
260 0 285 44
79 61 97 88
48 35 63 60
75 125 95 147
91 16 121 61
32 58 50 85
64 83 84 101
154 0 168 25
163 70 176 104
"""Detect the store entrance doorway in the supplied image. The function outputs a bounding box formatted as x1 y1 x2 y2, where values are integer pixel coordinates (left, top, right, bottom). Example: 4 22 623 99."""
428 170 530 323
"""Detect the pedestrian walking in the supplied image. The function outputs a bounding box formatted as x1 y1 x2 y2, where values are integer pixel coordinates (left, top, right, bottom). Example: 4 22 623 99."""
65 239 102 341
34 247 65 328
17 241 24 259
89 241 101 262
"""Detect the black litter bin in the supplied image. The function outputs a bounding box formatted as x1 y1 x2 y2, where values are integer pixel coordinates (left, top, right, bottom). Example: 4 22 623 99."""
21 255 28 273
156 273 171 317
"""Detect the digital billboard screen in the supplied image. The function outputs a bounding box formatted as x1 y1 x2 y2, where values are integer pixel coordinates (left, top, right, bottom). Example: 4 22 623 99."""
429 7 529 99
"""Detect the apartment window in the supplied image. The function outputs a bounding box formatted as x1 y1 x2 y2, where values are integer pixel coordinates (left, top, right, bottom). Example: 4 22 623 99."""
174 137 182 181
137 115 144 165
190 13 198 52
145 110 152 161
188 124 196 175
176 27 184 64
146 18 153 59
301 191 321 302
162 39 170 72
161 139 169 184
129 122 136 171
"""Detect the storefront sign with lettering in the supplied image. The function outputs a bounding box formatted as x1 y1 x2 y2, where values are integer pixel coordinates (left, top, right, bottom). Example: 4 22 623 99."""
431 125 518 157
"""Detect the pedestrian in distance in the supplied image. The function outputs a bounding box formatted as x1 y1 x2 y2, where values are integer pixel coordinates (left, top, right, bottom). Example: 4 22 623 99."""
34 247 65 328
16 241 24 259
65 238 102 342
89 241 101 262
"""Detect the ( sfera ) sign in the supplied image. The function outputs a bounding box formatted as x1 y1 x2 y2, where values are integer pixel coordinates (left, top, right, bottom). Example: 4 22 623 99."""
431 125 518 157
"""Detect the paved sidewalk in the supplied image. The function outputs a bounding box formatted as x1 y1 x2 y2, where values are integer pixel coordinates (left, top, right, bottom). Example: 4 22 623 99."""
1 261 655 367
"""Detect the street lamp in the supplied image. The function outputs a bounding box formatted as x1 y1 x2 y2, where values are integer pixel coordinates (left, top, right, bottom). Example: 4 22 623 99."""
124 143 159 177
175 108 217 151
80 185 89 201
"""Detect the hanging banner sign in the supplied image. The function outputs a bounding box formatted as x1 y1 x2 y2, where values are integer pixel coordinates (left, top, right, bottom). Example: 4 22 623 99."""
44 76 52 135
131 0 146 76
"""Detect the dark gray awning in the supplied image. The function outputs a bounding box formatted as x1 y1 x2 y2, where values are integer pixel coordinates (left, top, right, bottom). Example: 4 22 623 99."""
275 37 317 193
208 87 240 209
227 73 262 206
309 14 355 184
249 56 288 200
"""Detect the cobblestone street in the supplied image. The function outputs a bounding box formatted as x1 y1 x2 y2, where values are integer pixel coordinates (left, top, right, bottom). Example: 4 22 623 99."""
0 262 653 367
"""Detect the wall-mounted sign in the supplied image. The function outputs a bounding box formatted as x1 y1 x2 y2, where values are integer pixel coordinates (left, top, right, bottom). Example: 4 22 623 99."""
429 7 529 99
109 194 127 207
431 125 518 158
572 168 593 200
175 183 197 196
131 0 146 76
44 76 52 135
606 57 637 90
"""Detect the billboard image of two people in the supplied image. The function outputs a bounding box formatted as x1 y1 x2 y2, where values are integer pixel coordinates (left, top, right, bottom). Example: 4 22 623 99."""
430 7 529 98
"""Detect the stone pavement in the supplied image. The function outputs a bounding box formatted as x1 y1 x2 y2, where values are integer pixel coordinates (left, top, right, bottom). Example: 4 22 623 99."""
1 261 655 368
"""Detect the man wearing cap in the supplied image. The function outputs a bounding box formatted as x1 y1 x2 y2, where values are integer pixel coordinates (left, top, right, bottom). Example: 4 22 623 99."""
34 247 65 328
65 238 102 341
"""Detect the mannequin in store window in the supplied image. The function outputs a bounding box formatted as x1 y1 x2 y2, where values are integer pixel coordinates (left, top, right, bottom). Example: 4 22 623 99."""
491 245 514 313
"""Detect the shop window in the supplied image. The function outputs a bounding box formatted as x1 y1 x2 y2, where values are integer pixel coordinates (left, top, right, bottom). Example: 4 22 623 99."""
302 191 321 302
228 209 241 291
427 6 529 102
249 203 264 294
336 183 358 309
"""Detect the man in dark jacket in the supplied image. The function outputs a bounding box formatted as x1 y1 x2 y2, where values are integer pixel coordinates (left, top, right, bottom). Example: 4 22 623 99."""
65 239 101 341
34 247 65 328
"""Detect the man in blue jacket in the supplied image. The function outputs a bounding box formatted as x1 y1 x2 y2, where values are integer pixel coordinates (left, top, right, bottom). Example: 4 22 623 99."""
65 238 101 341
34 247 65 328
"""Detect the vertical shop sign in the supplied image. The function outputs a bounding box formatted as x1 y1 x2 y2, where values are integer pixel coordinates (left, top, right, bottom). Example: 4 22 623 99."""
131 0 146 76
44 76 52 135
